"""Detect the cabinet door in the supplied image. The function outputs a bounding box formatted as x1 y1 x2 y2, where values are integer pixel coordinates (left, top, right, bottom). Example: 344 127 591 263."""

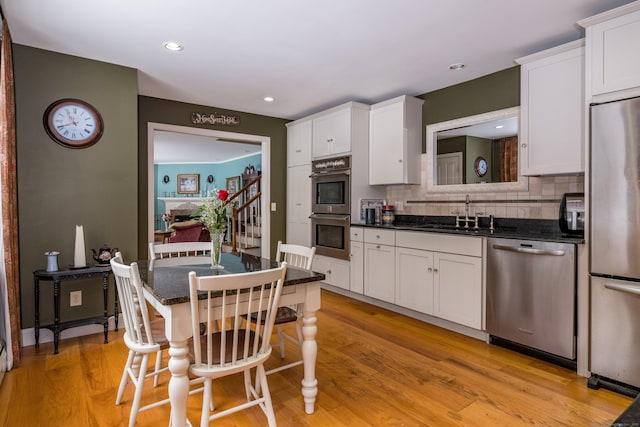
369 96 422 185
350 240 364 294
287 120 312 167
312 108 351 158
520 44 584 175
364 243 395 303
590 10 640 95
370 101 405 184
313 255 349 290
433 253 482 329
286 164 311 246
395 247 434 315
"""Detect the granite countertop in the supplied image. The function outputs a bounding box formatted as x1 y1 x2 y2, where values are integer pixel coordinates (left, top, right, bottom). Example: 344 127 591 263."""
353 215 585 244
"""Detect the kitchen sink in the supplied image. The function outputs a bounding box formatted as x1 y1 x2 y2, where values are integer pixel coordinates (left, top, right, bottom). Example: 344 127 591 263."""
416 223 459 230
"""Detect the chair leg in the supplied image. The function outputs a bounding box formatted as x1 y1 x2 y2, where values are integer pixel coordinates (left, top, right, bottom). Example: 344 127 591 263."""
200 378 213 427
276 325 286 358
256 364 277 427
128 353 150 427
153 350 163 387
116 350 135 405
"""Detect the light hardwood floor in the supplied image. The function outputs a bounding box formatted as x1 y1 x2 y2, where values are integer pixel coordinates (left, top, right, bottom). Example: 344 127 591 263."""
0 289 631 426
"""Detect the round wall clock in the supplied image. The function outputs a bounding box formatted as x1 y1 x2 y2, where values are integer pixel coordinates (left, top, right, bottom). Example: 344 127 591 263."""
43 98 104 149
474 156 488 177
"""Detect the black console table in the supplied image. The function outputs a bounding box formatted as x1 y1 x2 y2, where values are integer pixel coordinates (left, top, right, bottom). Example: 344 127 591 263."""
33 265 118 354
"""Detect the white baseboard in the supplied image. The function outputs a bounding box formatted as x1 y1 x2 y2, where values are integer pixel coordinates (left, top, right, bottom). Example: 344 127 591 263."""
21 315 123 347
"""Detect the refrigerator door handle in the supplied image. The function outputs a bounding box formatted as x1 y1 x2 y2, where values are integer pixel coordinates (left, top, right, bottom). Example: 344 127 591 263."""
604 282 640 296
492 244 565 256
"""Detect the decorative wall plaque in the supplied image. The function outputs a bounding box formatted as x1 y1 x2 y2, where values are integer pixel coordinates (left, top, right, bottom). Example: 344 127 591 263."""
191 112 240 126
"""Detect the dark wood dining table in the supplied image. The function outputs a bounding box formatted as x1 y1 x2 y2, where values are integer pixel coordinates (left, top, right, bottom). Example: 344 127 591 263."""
138 251 324 427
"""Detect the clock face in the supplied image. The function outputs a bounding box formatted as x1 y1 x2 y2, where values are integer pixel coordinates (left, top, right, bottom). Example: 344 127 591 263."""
474 156 488 177
44 99 104 149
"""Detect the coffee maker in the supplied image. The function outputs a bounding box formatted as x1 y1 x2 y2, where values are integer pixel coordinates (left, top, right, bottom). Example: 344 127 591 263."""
559 192 584 236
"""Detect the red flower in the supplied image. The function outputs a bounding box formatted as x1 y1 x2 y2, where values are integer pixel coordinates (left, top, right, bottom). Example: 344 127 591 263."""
218 189 229 201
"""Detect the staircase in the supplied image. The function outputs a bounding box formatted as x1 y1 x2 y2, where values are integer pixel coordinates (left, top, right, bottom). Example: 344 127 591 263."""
222 174 262 254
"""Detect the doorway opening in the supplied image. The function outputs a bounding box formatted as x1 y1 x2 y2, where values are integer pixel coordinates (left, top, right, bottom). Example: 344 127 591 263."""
147 122 271 259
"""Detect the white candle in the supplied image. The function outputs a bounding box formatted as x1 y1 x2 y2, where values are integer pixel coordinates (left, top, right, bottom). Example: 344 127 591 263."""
74 225 87 268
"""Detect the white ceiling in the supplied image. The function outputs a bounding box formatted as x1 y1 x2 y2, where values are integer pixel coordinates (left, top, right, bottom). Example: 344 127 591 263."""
1 0 634 122
154 130 261 164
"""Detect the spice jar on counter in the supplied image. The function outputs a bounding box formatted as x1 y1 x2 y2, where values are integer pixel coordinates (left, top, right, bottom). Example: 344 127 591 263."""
381 205 395 225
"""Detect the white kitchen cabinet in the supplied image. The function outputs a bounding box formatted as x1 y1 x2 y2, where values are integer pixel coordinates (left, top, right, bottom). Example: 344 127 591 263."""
350 227 364 294
395 247 434 315
286 164 311 247
312 102 369 159
579 4 640 97
286 119 312 167
313 254 350 291
433 252 482 330
516 40 584 175
369 95 424 185
395 230 483 330
363 228 395 303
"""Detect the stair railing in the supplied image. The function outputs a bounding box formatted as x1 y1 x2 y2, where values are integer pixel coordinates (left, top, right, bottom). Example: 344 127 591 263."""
222 175 262 253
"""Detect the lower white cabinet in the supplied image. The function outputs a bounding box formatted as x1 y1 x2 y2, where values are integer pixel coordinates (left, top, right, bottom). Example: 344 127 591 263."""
395 247 434 314
433 252 482 329
350 227 364 294
313 254 350 291
363 228 396 303
395 230 483 330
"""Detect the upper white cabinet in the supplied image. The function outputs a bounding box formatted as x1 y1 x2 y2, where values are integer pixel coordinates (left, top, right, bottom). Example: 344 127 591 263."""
516 40 585 175
369 95 424 185
286 119 312 167
312 102 369 159
579 3 640 97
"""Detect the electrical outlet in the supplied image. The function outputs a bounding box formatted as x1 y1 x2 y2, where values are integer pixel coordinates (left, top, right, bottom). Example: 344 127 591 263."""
396 201 404 211
70 291 82 307
271 202 277 212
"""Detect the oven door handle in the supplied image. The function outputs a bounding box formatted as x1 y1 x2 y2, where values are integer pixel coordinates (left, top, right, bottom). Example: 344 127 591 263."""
309 214 350 221
310 169 351 178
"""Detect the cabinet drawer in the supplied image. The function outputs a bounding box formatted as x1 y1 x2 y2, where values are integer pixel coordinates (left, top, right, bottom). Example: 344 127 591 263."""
350 226 364 242
364 228 395 246
395 230 482 257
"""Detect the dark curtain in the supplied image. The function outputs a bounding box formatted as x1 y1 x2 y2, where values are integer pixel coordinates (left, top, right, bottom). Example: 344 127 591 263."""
499 136 518 182
1 18 21 367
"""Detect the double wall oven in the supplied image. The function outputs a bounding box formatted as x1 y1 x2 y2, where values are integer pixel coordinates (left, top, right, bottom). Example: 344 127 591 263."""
310 156 351 260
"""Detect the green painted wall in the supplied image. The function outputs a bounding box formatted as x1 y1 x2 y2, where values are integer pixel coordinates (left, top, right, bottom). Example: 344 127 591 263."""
418 66 520 151
137 96 288 258
14 45 138 328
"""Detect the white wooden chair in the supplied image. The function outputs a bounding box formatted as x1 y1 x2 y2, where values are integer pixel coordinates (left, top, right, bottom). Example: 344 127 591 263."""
112 252 206 427
148 241 211 268
111 252 172 427
188 263 287 427
250 241 315 375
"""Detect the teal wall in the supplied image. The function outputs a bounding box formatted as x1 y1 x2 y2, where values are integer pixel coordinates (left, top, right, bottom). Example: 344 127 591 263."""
153 153 262 227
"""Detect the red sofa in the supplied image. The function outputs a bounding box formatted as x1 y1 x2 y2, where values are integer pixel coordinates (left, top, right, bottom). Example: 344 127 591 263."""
169 220 211 243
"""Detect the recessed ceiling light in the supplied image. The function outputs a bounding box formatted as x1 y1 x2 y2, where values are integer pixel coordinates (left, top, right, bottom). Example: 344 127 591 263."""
449 63 465 71
496 125 504 129
263 96 275 103
163 41 183 51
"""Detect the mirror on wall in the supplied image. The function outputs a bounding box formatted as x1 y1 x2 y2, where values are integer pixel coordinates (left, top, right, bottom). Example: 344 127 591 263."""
426 106 528 193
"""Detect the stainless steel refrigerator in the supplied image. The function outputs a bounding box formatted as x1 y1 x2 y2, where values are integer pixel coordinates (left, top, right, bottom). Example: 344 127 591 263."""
589 95 640 394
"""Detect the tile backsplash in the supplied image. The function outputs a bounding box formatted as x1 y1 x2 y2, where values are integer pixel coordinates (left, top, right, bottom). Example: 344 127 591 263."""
385 154 584 220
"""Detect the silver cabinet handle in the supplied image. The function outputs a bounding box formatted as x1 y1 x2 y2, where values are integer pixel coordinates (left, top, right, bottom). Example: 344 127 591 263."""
376 245 381 249
433 268 438 273
427 267 433 273
604 282 640 296
326 269 332 275
492 244 565 256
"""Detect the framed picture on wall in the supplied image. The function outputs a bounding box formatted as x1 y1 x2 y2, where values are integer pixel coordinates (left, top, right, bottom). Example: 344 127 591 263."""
177 174 199 194
226 176 240 195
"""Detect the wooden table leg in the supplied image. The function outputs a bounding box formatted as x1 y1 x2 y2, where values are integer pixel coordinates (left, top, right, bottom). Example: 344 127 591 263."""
168 339 191 427
34 276 40 346
53 278 61 354
301 308 318 414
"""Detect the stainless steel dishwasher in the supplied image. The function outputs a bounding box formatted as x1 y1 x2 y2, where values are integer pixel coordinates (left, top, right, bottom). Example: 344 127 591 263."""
486 237 576 363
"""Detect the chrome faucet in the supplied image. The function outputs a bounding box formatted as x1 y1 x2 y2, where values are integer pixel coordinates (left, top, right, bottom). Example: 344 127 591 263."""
465 194 470 218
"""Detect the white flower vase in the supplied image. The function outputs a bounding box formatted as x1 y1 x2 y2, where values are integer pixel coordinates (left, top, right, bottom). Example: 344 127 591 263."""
211 232 224 269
